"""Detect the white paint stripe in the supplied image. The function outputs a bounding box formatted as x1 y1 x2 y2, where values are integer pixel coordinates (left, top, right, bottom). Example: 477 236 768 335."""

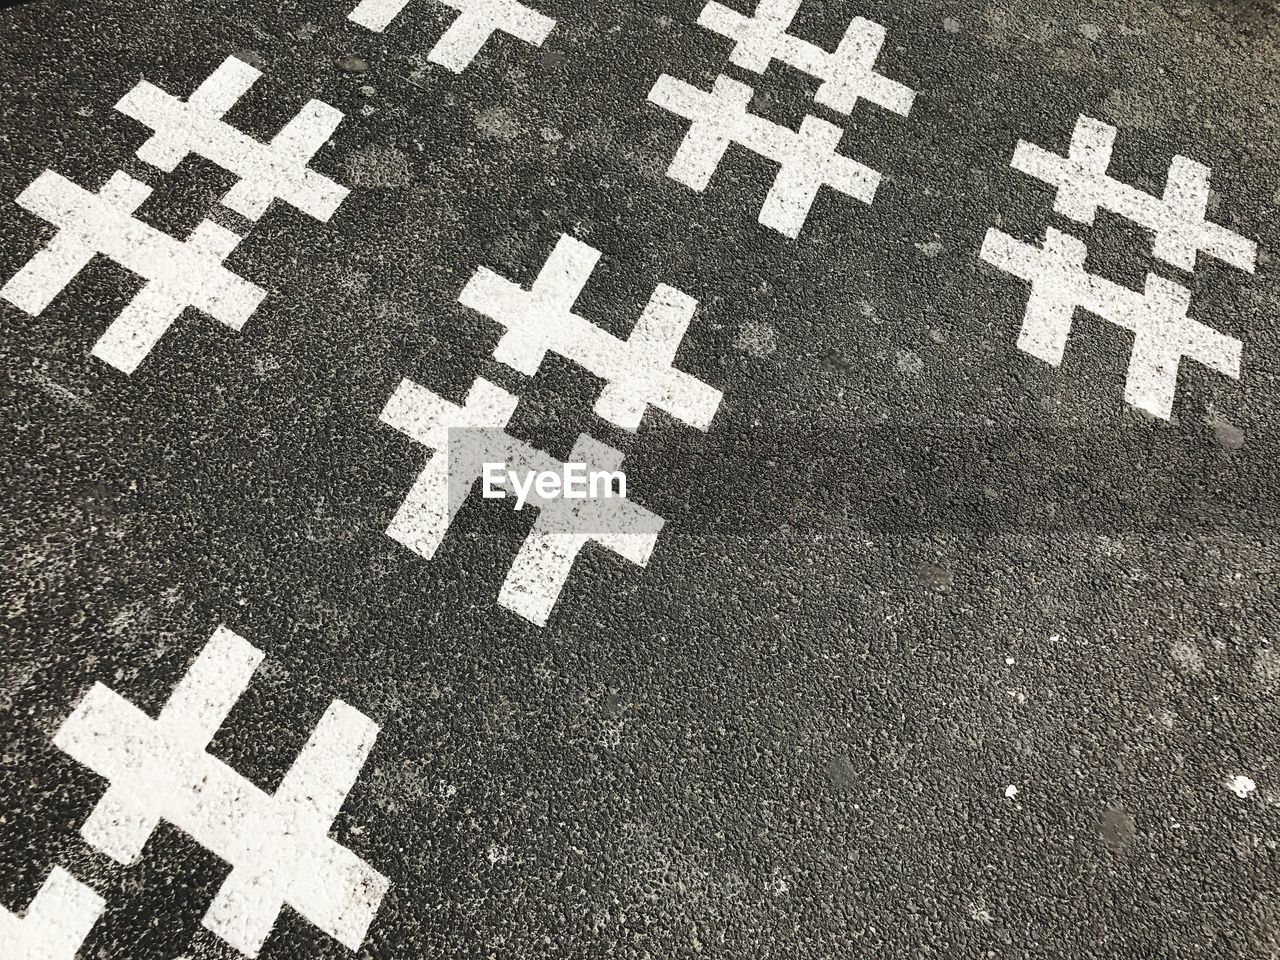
54 627 387 958
187 55 259 113
980 226 1242 419
499 435 660 626
92 218 258 373
699 0 800 73
497 526 594 627
382 377 665 626
594 283 715 430
118 57 348 223
2 229 100 317
657 73 752 191
428 0 555 72
1 171 149 315
809 17 914 116
381 377 520 559
132 57 259 171
3 170 265 374
203 701 383 955
348 0 411 31
648 74 879 237
0 868 104 960
9 171 256 317
698 1 914 117
75 626 262 864
1011 115 1256 273
459 234 723 432
349 0 554 71
220 100 347 221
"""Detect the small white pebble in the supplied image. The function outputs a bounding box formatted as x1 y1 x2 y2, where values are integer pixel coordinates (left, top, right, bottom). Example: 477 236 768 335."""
1004 656 1015 666
1227 775 1257 800
1004 785 1018 799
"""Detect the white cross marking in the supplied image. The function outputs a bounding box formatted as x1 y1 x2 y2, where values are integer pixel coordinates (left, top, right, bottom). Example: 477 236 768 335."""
1011 115 1256 273
381 376 521 561
648 73 880 237
2 170 265 374
459 234 723 432
54 626 388 958
980 226 1242 419
116 56 348 223
347 0 554 72
499 434 658 626
0 868 104 960
698 0 915 116
381 377 664 626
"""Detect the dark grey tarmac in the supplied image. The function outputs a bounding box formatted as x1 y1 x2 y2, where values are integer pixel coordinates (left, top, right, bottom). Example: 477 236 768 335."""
2 0 1279 957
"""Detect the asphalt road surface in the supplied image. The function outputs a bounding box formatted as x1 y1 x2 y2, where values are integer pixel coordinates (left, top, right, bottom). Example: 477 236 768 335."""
2 0 1279 957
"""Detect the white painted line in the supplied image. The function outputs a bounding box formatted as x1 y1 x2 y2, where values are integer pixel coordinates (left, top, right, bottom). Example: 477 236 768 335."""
381 377 521 561
348 0 411 31
980 226 1242 419
381 377 664 626
700 0 799 73
117 57 348 223
54 626 387 958
2 170 265 374
1011 115 1256 273
459 234 723 432
499 434 660 626
0 868 104 960
648 73 879 237
0 171 149 316
698 0 915 116
429 0 555 71
348 0 554 73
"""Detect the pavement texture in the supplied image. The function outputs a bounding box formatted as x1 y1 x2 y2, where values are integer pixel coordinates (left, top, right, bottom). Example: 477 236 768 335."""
2 0 1280 957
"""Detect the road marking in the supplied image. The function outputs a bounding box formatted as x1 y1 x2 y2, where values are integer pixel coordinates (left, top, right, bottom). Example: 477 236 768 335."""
117 56 348 223
2 171 265 374
500 434 658 626
0 868 104 960
648 74 880 237
53 626 387 958
348 0 554 72
459 234 724 432
381 377 664 626
382 376 521 562
980 226 1242 419
698 0 915 116
1011 115 1256 273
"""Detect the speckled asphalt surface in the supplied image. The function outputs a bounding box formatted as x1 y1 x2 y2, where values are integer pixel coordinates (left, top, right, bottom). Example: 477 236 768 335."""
3 0 1280 957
